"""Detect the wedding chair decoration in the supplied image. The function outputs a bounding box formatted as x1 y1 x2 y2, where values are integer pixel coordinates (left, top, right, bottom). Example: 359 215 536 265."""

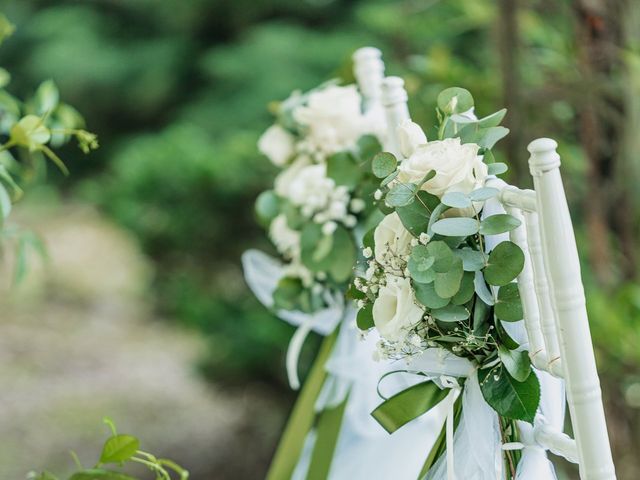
352 87 615 479
244 49 452 480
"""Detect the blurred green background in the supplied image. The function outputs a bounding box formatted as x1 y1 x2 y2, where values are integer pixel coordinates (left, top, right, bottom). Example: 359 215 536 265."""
1 0 639 478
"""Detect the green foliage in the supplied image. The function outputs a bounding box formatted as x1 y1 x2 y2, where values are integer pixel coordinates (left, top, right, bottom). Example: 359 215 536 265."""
479 365 540 424
30 418 188 480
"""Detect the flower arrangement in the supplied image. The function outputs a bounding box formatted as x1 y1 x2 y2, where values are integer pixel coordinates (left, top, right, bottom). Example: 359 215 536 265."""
351 87 540 476
254 81 386 314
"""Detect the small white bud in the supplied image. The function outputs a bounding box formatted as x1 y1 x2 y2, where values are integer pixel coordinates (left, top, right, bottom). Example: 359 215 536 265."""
374 189 383 201
344 215 357 228
350 198 366 213
419 233 430 244
410 238 419 247
322 221 337 236
362 247 373 258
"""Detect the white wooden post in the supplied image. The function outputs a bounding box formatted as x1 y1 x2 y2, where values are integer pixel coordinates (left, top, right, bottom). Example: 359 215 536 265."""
528 138 616 480
353 47 385 111
381 76 410 157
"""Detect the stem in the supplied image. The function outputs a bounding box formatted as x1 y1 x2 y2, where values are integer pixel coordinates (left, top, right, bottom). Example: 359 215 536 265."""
499 416 517 479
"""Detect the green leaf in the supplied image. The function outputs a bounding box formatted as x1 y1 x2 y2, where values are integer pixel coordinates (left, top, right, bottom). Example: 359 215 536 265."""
495 283 523 321
495 317 520 350
451 271 475 305
273 277 305 311
437 87 474 115
408 245 436 284
455 247 485 271
477 109 507 128
69 470 136 480
357 134 382 162
484 241 525 286
431 217 479 237
469 187 499 202
413 280 450 309
487 163 508 176
478 366 540 423
477 126 510 149
473 297 491 334
301 223 356 282
356 303 374 330
479 214 521 235
474 271 494 305
396 191 439 236
33 79 60 115
10 115 51 150
99 434 140 464
434 256 463 298
441 192 471 209
380 170 399 187
386 183 418 207
312 233 334 263
255 190 280 226
372 152 397 178
0 183 10 223
426 241 454 272
327 151 362 189
431 304 470 322
498 345 532 382
372 381 449 433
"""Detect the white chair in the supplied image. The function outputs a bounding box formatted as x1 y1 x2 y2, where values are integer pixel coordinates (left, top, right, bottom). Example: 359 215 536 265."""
488 139 616 480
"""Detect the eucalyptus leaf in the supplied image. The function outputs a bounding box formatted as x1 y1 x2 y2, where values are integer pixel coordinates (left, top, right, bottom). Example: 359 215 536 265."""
255 190 280 225
372 152 397 178
396 191 439 236
477 126 509 149
478 365 540 423
357 134 382 162
498 345 532 382
455 247 486 271
469 187 499 202
434 256 463 298
414 280 450 309
487 162 508 176
479 214 521 235
431 217 479 237
495 317 520 350
441 192 471 209
426 241 454 272
327 151 361 188
386 183 418 207
495 283 523 321
312 233 334 263
408 245 436 283
451 271 475 305
437 87 474 115
381 170 399 187
484 241 525 286
474 271 494 305
431 304 470 322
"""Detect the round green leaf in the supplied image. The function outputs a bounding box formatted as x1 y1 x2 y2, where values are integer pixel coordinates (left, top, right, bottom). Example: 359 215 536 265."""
372 152 397 178
357 134 382 162
255 190 280 225
479 214 521 235
408 245 436 284
327 151 362 188
426 241 454 272
434 256 463 298
396 191 438 236
451 271 475 305
431 217 479 237
413 280 450 309
437 87 474 115
100 434 140 464
495 283 523 321
487 163 508 176
484 241 525 286
431 304 470 322
386 183 418 207
455 247 486 271
469 187 499 202
441 192 472 209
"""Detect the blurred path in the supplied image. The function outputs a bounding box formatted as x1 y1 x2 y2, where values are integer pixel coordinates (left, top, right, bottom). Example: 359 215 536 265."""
0 203 283 479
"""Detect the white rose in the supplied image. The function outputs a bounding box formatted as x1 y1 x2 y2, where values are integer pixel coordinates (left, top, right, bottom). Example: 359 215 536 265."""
258 125 296 166
274 156 311 198
398 137 487 197
373 274 424 342
374 212 413 266
397 119 427 158
269 214 300 259
293 85 368 155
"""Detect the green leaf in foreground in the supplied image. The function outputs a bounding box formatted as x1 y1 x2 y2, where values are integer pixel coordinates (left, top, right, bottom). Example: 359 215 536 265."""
396 190 439 236
386 182 418 207
69 470 136 480
437 87 474 115
487 162 508 176
431 304 469 322
479 213 521 235
434 256 463 298
372 152 397 178
431 217 479 237
441 192 471 209
254 190 280 225
100 434 140 464
327 151 361 189
413 280 450 309
484 241 524 286
495 283 524 321
478 365 539 423
356 303 374 330
498 345 532 382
